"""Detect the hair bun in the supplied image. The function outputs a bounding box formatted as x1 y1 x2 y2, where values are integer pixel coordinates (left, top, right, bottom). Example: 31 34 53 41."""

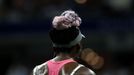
52 10 82 30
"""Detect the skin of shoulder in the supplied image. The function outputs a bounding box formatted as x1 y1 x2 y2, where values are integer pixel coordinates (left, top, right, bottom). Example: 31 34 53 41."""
63 62 95 75
33 63 48 75
75 66 96 75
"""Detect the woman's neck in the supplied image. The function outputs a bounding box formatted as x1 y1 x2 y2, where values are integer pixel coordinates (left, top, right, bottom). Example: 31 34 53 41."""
53 53 72 61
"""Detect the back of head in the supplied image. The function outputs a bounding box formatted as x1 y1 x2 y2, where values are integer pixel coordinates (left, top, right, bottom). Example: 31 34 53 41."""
49 10 85 54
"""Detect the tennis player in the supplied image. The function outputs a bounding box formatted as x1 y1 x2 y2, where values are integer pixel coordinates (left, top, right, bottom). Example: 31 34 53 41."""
33 10 95 75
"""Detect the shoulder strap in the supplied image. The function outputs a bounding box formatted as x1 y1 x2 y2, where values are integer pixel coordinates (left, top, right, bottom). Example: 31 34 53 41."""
70 64 84 75
70 65 96 75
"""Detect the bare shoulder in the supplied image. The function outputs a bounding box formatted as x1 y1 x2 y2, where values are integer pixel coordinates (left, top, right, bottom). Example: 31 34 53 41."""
33 63 48 75
75 66 96 75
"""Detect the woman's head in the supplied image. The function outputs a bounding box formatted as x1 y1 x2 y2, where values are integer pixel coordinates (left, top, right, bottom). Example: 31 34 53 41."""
49 10 84 55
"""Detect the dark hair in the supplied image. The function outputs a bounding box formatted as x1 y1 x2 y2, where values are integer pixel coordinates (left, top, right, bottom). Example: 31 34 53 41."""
49 26 79 45
49 26 80 54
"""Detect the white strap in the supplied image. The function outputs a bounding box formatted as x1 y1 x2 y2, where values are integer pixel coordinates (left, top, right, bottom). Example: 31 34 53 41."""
70 64 84 75
61 67 66 75
89 69 96 75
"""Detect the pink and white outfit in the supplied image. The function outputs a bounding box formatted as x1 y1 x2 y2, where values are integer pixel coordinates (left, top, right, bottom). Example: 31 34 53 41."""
33 59 87 75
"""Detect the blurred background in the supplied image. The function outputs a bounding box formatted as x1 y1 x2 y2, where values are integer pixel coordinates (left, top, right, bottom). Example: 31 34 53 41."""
0 0 134 75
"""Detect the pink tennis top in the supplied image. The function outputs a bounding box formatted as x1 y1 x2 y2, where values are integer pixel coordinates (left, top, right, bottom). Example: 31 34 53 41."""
47 59 76 75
